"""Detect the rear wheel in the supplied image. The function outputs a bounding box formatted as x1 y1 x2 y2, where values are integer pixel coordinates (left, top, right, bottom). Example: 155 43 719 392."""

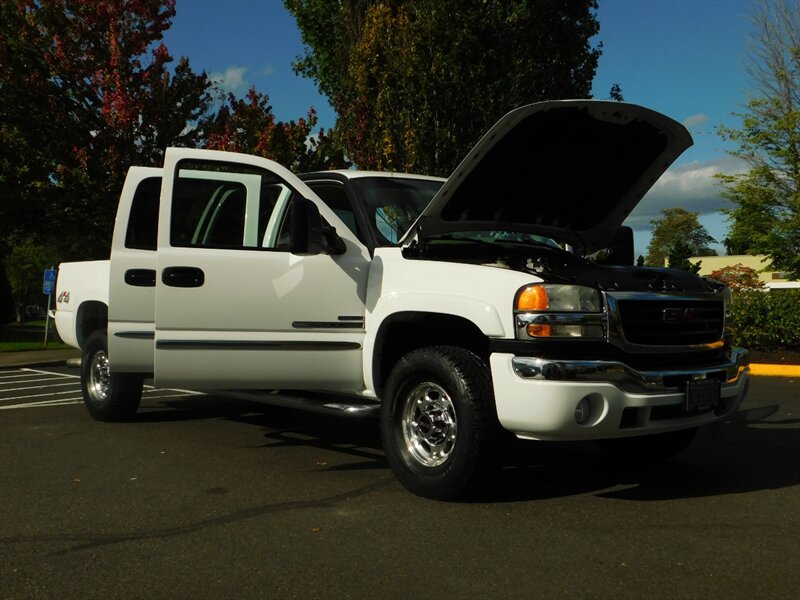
380 346 497 500
596 427 698 463
81 331 143 422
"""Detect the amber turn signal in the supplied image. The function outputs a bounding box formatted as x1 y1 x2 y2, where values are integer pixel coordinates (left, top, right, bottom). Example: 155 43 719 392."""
517 285 549 311
526 323 552 337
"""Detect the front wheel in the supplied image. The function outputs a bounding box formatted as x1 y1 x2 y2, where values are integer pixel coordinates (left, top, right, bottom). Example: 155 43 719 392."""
380 346 497 500
81 331 143 422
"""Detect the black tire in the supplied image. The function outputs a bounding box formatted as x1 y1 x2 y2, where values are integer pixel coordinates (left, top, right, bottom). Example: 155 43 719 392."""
81 330 143 422
380 346 497 500
596 427 698 463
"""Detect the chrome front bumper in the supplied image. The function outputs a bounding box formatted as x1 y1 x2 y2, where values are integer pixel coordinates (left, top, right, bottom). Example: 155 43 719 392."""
490 348 751 441
510 347 749 394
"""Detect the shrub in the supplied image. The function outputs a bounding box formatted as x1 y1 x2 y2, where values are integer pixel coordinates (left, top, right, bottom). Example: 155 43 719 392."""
0 262 15 327
730 289 800 350
709 263 765 291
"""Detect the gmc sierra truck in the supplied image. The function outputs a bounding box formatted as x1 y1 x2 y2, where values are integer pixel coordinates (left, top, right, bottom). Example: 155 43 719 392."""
55 100 750 499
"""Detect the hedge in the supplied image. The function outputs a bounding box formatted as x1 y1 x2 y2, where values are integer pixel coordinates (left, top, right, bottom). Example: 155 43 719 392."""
729 289 800 350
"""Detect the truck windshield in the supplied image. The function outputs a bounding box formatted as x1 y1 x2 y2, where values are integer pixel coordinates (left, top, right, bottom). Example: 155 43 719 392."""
350 177 443 245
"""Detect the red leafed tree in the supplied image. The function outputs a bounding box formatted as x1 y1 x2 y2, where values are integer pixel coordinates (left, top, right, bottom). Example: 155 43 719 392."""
0 0 213 260
205 88 348 173
709 264 766 292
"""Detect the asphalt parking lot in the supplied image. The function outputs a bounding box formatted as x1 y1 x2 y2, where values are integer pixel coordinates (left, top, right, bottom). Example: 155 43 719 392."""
1 365 798 599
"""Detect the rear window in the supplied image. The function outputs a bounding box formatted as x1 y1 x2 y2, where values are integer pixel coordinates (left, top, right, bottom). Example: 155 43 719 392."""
125 177 161 251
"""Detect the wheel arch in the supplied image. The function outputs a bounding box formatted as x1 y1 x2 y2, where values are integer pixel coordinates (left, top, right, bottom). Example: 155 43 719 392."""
370 311 491 398
76 301 108 350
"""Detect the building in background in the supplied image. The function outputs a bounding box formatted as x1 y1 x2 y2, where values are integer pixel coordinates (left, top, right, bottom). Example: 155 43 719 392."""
689 255 799 290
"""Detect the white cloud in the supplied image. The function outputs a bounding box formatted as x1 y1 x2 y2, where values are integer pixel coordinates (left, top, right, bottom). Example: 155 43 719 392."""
624 156 748 231
257 65 275 77
682 113 709 130
210 66 249 95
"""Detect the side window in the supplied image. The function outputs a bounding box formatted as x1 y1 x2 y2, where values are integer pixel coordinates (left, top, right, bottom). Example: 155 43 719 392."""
306 182 362 241
170 160 296 250
125 177 161 251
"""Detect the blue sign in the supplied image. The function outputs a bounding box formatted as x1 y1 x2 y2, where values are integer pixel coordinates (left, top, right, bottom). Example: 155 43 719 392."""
43 268 57 295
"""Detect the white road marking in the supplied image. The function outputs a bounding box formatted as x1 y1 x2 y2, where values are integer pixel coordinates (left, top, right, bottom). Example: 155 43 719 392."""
20 367 80 379
0 367 202 410
0 376 72 385
0 389 80 403
0 372 61 380
144 387 204 396
137 392 201 400
0 398 83 410
0 381 78 393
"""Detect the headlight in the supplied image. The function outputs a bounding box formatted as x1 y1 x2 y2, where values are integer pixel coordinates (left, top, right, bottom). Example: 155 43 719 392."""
516 284 601 312
515 284 605 339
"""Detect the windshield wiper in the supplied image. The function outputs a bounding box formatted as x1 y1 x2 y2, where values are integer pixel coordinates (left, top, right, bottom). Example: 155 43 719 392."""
434 233 565 253
427 234 503 251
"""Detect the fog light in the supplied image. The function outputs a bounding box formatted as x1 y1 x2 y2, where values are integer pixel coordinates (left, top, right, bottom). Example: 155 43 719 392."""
575 397 591 425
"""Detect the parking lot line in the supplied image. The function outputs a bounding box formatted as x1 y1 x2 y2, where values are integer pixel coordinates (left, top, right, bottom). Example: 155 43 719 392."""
0 366 203 411
140 392 202 400
20 367 80 379
0 372 64 380
0 398 83 410
0 389 80 403
0 381 78 393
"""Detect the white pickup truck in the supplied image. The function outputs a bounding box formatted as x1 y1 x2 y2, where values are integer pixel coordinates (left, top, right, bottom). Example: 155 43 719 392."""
55 100 750 499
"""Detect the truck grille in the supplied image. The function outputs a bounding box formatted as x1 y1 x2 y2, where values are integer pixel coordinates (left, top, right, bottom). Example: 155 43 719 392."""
617 300 723 345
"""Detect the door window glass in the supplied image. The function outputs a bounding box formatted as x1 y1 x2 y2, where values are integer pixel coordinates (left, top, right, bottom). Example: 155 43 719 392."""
170 160 296 250
306 182 362 241
125 177 161 251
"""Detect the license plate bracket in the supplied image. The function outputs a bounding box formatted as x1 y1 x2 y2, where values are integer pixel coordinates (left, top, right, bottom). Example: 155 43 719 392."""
685 378 721 412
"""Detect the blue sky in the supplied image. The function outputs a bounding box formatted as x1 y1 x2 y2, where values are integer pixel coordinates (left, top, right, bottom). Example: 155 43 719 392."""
163 0 757 257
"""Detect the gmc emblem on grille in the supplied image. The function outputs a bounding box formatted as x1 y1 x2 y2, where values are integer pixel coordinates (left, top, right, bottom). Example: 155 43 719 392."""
662 307 697 322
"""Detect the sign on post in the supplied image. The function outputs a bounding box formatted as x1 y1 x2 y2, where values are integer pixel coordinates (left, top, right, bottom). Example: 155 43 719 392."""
43 268 57 347
43 268 57 296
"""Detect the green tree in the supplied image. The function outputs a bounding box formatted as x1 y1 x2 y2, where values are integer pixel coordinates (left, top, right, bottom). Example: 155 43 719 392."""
4 237 55 324
717 0 800 278
608 83 624 102
0 263 15 326
286 0 602 175
645 207 717 267
666 239 702 274
0 0 214 263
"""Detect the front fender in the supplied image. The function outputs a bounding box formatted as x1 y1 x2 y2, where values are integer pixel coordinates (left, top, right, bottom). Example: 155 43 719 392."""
362 292 507 393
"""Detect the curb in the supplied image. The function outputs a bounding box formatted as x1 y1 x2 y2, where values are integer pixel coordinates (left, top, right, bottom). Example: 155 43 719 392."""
749 363 800 378
0 351 80 369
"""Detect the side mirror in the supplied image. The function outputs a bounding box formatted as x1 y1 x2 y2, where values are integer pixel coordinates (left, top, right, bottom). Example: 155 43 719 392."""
606 226 634 266
290 197 324 255
289 197 347 256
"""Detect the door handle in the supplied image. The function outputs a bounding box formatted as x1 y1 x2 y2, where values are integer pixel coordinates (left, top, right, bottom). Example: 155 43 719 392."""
124 269 156 287
161 266 205 288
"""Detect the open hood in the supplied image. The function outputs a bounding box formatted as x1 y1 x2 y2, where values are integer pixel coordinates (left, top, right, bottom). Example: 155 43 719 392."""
405 100 692 252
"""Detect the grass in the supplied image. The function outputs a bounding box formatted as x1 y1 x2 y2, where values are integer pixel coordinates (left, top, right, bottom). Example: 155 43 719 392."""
0 321 71 352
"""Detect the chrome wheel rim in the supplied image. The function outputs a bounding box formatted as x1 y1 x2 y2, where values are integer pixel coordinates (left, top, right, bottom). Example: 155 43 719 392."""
88 349 111 403
401 381 457 468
